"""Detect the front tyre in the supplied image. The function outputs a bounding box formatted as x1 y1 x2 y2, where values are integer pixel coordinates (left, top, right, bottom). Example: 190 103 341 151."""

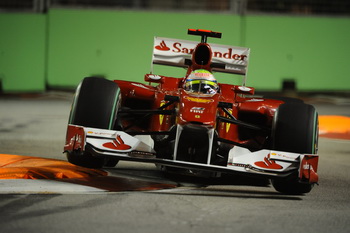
66 77 121 168
271 103 318 194
69 77 120 129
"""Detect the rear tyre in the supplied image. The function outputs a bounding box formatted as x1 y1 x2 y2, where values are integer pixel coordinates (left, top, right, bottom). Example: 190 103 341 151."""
66 77 121 168
271 103 318 194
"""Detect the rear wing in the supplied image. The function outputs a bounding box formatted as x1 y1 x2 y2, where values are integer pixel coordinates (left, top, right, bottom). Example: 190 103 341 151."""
151 37 250 76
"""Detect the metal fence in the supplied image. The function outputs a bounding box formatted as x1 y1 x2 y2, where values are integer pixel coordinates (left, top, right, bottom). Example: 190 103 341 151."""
0 0 48 12
247 0 350 16
0 0 349 16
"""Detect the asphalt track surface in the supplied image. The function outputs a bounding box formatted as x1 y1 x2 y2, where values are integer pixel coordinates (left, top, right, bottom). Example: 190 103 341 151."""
0 92 350 233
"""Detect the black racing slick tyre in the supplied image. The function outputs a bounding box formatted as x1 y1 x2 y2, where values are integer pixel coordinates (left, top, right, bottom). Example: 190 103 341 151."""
69 77 120 130
271 103 319 195
66 77 121 168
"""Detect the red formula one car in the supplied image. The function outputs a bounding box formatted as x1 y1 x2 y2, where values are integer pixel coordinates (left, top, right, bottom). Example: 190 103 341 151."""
64 29 319 194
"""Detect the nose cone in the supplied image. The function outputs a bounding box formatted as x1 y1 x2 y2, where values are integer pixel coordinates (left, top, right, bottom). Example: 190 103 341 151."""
178 90 219 127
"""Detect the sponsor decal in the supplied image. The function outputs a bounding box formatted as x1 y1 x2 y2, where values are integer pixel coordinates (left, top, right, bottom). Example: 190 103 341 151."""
66 134 84 151
155 40 170 51
303 163 314 170
299 155 319 183
254 154 283 170
64 125 86 151
191 70 212 78
103 135 131 151
87 131 112 136
190 107 205 114
184 96 214 103
75 134 83 145
270 152 296 160
212 48 247 61
153 37 249 75
154 41 247 61
300 162 318 183
172 42 194 55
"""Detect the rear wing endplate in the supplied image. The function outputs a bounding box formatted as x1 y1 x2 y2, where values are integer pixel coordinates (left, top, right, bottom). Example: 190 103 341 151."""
151 37 250 76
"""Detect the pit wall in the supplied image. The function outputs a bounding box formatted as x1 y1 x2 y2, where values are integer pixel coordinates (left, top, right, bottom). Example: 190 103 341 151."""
1 9 349 92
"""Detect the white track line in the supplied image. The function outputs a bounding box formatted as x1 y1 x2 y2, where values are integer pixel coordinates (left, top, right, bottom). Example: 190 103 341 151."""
0 179 107 194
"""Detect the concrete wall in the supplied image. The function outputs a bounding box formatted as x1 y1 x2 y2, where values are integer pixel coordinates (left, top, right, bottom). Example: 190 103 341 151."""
1 9 349 92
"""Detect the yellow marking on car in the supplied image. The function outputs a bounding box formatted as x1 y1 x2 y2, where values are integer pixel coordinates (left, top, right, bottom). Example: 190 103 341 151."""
226 109 233 133
159 101 166 125
184 96 214 103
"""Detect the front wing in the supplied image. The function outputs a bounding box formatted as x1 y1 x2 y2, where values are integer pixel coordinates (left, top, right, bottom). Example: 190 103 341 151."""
64 124 319 183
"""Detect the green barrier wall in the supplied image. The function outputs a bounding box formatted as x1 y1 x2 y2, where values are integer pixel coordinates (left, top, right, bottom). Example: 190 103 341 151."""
1 9 350 92
47 9 242 88
0 13 46 92
245 15 350 90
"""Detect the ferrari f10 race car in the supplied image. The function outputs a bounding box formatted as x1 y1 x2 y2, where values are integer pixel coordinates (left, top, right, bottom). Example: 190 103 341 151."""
64 29 319 194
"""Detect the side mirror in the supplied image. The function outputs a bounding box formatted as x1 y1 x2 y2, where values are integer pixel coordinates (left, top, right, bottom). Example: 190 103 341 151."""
145 74 164 83
233 86 255 95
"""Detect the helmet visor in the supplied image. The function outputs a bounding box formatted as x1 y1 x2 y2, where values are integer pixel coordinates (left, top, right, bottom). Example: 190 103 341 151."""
184 79 219 95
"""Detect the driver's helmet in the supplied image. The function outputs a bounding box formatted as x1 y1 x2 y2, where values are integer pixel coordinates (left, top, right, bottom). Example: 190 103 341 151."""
184 69 219 95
